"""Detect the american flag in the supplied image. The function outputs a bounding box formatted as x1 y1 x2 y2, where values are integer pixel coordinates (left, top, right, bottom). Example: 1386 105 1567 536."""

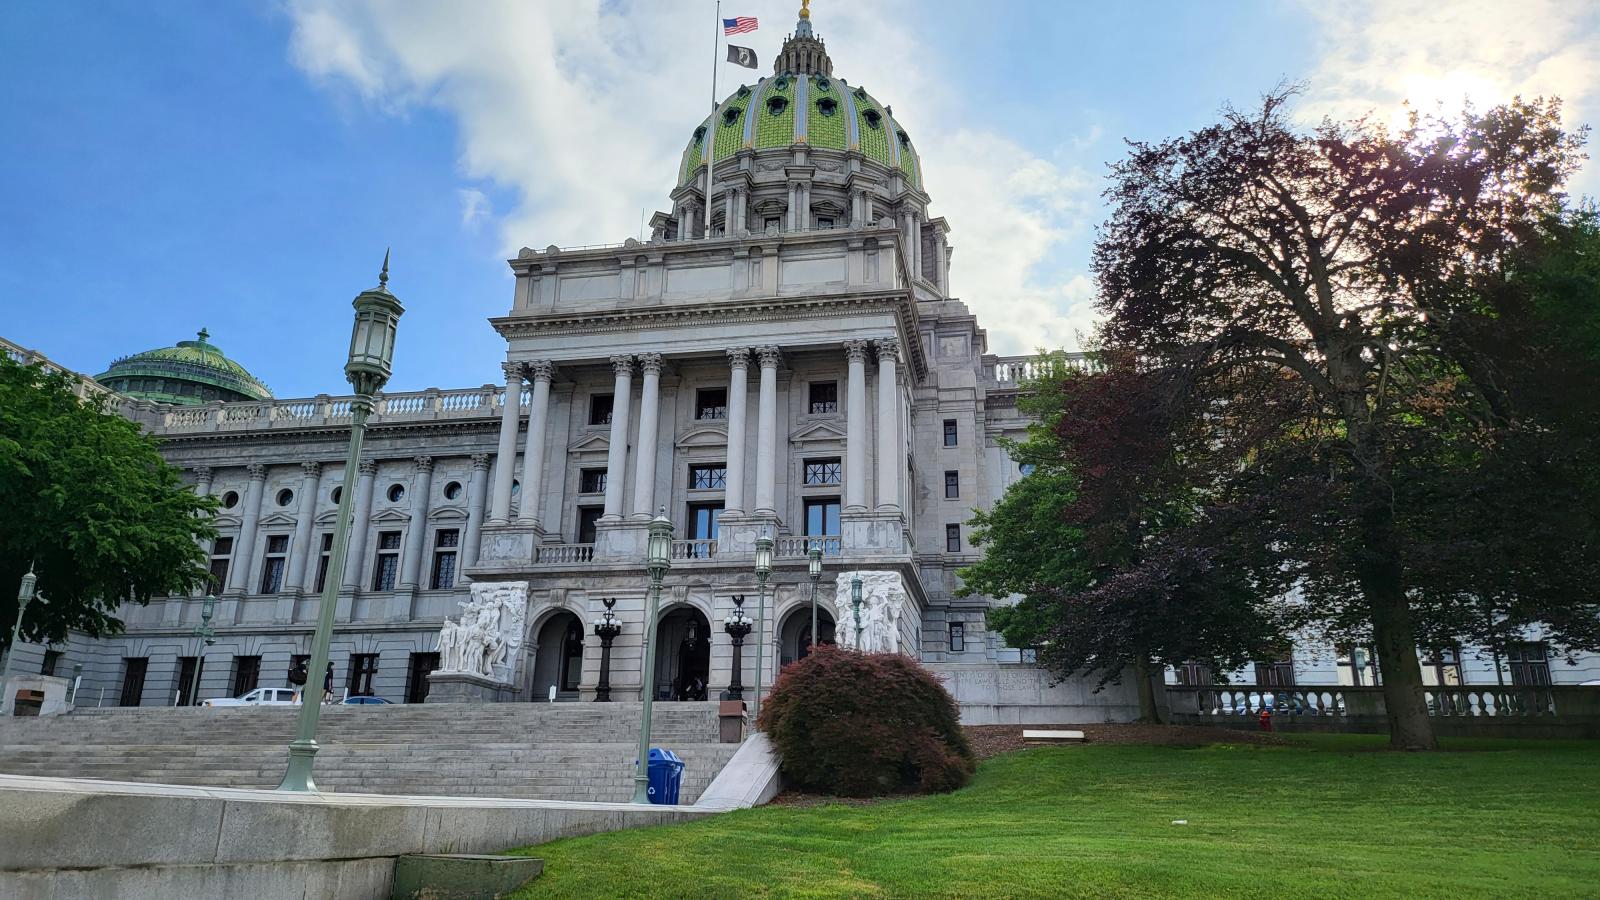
723 16 758 35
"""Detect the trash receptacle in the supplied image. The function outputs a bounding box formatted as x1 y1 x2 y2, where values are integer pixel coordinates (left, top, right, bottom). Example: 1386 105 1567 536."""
645 748 684 805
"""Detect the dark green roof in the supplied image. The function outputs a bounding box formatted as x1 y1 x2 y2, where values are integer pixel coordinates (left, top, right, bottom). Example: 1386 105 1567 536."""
95 329 273 405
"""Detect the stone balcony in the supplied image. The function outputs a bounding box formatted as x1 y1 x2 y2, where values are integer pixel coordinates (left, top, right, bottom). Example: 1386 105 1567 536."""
148 385 513 436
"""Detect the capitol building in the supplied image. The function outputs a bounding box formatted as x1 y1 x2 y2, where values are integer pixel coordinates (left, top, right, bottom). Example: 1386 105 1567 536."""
3 11 1142 722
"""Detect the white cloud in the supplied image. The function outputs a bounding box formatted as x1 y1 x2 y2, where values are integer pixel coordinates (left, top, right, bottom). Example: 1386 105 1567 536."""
283 0 1103 353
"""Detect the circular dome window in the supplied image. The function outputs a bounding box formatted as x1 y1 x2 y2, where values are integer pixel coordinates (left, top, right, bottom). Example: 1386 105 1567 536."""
766 96 789 117
444 481 463 501
276 489 294 507
387 484 406 503
221 490 239 509
864 109 882 130
722 107 742 126
330 486 343 505
816 97 838 117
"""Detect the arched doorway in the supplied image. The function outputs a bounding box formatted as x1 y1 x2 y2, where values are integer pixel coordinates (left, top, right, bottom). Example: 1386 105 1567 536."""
530 611 585 701
779 604 836 668
654 606 711 701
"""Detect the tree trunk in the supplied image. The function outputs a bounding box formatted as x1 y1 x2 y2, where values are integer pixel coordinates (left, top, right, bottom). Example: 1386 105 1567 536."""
1133 656 1161 724
1358 495 1438 751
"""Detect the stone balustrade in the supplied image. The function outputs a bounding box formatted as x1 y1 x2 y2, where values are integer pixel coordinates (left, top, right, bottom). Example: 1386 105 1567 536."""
532 544 595 565
1165 684 1600 738
775 536 841 558
153 386 510 434
671 540 718 560
988 353 1099 387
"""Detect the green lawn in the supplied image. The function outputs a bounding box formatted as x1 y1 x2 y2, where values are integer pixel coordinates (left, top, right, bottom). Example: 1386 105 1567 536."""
510 734 1600 899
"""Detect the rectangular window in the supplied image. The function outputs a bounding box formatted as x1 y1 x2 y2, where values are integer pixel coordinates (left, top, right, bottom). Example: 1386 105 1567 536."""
944 470 960 499
208 536 233 591
1254 654 1296 687
347 653 379 697
808 381 838 415
1421 647 1463 686
314 532 334 593
588 394 614 426
231 655 262 697
803 458 842 486
430 529 460 590
119 658 148 707
943 419 958 447
1176 660 1215 686
40 649 61 678
176 656 205 706
372 531 401 591
406 652 440 704
579 468 608 494
696 387 728 420
804 498 842 537
577 506 604 544
688 503 723 541
689 464 728 490
945 523 962 553
1336 644 1380 686
949 622 965 653
259 534 289 594
1507 642 1552 686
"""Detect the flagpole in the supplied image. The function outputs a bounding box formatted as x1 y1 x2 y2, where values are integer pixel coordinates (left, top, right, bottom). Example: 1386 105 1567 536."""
711 0 720 112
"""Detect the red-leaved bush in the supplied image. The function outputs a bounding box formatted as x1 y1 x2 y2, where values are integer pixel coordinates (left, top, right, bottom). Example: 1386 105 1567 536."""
756 647 975 797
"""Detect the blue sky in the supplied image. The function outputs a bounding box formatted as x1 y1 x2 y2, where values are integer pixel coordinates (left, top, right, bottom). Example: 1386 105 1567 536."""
3 1 1596 398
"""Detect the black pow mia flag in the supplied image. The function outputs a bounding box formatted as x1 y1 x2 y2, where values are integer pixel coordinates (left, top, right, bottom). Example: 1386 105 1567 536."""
727 44 758 69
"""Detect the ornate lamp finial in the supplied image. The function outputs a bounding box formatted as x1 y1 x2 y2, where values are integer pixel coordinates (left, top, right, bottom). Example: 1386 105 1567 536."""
799 0 810 19
378 247 390 288
197 327 209 342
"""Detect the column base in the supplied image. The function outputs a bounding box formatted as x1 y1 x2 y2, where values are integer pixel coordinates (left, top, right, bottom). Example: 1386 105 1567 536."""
425 671 521 703
594 519 648 560
842 509 910 556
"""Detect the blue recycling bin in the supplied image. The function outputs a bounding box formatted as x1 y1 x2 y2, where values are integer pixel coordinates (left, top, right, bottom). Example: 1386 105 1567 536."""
645 748 684 805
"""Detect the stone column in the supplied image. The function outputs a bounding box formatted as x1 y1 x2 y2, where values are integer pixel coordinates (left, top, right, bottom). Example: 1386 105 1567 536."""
488 361 524 524
786 184 798 231
193 466 215 499
724 348 750 516
844 340 870 512
631 353 664 519
227 464 267 593
875 338 901 512
900 210 916 281
399 457 435 590
341 459 378 590
517 361 555 527
287 462 323 592
754 346 781 517
934 234 949 295
462 453 490 568
601 356 634 520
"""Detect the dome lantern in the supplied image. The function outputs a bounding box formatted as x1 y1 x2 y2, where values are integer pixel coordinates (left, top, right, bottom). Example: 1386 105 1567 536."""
95 328 273 406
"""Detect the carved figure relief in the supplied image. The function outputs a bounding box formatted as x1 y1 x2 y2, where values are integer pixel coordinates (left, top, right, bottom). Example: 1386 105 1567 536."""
435 580 529 682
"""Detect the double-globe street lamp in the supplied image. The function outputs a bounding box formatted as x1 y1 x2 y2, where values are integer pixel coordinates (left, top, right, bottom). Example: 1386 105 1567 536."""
722 595 752 699
186 593 218 706
3 566 44 713
591 598 622 702
751 533 773 725
851 573 864 650
631 509 674 804
278 253 403 792
807 546 822 656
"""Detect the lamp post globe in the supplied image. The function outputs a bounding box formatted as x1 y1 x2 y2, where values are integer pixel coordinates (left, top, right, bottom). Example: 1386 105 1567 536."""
279 253 403 792
3 566 42 712
851 573 864 651
806 546 822 659
751 533 774 724
592 598 622 702
722 595 752 699
633 508 674 804
187 593 218 707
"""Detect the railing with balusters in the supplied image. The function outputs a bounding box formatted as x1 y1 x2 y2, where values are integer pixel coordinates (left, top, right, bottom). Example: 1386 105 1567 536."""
155 385 506 433
989 353 1099 386
1167 684 1581 723
671 540 718 560
775 536 841 558
533 544 595 565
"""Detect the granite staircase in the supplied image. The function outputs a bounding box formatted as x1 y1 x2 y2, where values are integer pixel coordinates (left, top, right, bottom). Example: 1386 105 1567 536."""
0 702 739 803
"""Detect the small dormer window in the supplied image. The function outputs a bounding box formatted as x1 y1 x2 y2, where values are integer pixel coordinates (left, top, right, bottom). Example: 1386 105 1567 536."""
774 75 790 91
854 87 867 100
737 85 751 97
692 125 706 144
898 131 912 149
816 97 838 117
814 76 831 92
864 109 882 130
722 107 742 126
767 96 789 116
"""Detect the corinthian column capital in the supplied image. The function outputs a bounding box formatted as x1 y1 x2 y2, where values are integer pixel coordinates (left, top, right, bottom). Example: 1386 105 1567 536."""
638 352 664 376
727 347 751 370
500 360 524 383
843 339 871 364
470 452 491 472
756 345 782 369
610 355 635 377
525 360 556 383
358 459 379 476
300 461 322 478
413 456 434 474
874 338 900 364
245 463 267 481
193 466 214 484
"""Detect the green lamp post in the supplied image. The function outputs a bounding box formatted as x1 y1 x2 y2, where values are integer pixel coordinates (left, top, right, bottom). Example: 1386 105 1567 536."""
851 573 864 650
806 546 823 657
278 252 403 792
186 593 218 706
632 508 674 804
3 565 42 713
751 533 773 724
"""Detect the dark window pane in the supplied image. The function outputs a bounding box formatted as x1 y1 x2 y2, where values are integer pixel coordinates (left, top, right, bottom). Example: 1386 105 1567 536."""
232 656 262 697
944 470 959 498
943 419 958 447
805 499 841 536
577 507 604 544
430 550 457 590
689 465 727 490
808 382 838 415
696 388 728 420
945 524 961 552
589 394 614 426
259 557 286 594
804 458 842 486
580 468 608 493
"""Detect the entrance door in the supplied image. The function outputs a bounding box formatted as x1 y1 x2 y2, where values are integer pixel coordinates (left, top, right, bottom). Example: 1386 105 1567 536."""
119 658 148 707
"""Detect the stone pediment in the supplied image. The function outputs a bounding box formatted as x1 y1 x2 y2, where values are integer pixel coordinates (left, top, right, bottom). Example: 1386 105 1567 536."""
675 424 728 449
568 432 610 453
213 514 242 529
788 419 846 446
314 509 340 525
370 508 412 524
256 511 296 527
429 505 468 521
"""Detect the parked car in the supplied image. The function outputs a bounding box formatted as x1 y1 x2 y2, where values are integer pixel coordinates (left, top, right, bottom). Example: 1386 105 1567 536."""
341 695 392 705
201 687 301 708
1231 691 1316 716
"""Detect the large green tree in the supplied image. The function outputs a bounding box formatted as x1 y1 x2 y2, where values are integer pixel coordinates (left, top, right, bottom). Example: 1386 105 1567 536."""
1091 89 1596 749
0 355 215 649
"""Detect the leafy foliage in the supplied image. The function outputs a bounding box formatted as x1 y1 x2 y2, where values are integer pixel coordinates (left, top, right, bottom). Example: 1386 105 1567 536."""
0 356 215 647
757 647 975 797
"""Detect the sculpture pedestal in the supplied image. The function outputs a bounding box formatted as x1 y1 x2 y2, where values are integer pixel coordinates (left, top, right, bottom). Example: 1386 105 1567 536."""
425 671 520 703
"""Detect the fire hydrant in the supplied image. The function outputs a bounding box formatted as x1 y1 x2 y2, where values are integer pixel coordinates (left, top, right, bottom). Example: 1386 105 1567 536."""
1257 707 1273 731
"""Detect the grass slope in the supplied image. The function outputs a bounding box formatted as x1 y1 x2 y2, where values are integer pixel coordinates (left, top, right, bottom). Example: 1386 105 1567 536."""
511 735 1600 899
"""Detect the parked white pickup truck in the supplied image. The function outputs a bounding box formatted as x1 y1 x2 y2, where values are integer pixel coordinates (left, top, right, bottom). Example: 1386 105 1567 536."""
200 687 301 708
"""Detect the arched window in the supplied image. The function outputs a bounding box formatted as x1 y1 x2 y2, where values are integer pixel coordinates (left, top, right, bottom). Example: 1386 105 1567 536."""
767 96 789 116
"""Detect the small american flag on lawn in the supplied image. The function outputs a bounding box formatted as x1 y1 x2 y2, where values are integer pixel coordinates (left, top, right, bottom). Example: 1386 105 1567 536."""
723 16 758 35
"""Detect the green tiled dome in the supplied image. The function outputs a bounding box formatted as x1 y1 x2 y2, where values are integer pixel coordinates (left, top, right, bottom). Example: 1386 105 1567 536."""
677 76 923 190
95 329 273 406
